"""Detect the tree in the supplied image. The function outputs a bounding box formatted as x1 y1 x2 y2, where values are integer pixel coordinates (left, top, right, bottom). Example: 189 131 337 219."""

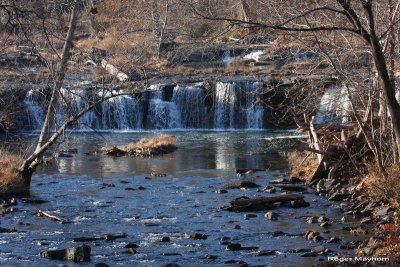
0 1 147 189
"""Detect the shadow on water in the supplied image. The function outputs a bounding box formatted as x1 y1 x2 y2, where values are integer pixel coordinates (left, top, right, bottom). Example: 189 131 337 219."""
0 131 368 266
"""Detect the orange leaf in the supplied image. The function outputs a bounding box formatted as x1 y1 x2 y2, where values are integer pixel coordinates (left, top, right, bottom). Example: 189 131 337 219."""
285 191 293 194
239 31 245 35
256 97 261 102
384 224 392 230
90 7 98 15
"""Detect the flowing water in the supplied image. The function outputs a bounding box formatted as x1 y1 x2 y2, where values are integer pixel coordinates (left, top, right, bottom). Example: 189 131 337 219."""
22 80 266 131
1 131 367 267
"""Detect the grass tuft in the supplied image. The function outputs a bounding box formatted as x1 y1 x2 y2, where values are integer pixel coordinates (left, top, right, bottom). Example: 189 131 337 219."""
0 148 25 195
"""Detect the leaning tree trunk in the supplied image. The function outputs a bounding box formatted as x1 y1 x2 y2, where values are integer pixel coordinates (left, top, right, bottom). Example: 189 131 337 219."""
363 2 400 163
18 1 79 187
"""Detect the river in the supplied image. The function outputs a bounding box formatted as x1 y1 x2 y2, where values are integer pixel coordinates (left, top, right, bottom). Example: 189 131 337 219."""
1 131 366 266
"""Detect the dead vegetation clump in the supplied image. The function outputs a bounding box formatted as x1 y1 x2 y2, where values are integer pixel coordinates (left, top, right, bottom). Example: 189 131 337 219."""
287 150 318 179
365 164 400 206
0 148 25 195
103 135 177 157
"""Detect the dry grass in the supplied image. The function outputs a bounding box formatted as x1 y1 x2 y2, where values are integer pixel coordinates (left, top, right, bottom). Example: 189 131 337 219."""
129 135 176 150
287 150 319 179
365 164 400 205
0 148 25 195
104 135 177 157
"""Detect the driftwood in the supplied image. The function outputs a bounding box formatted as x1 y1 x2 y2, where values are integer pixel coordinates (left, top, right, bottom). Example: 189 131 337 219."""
310 116 322 162
307 144 336 186
235 168 266 174
273 184 308 191
304 147 337 156
35 210 62 221
222 194 304 211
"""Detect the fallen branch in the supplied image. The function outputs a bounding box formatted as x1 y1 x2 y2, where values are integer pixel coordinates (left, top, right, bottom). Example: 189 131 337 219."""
35 210 62 222
304 147 337 156
230 194 304 207
221 194 305 211
273 184 308 191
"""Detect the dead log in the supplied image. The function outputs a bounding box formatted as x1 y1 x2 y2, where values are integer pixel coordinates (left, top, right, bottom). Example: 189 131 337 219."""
230 194 303 207
273 184 308 191
101 59 129 82
307 144 336 186
304 147 337 156
235 168 266 174
35 210 62 222
310 116 322 163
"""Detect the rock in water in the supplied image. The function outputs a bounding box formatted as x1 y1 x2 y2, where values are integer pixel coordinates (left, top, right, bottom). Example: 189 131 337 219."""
39 245 91 262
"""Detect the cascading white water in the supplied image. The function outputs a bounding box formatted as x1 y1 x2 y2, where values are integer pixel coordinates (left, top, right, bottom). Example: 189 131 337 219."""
243 82 264 129
314 87 351 124
214 82 237 129
59 88 100 129
100 93 142 129
171 85 207 128
214 82 264 129
147 98 182 129
23 88 45 130
23 81 267 130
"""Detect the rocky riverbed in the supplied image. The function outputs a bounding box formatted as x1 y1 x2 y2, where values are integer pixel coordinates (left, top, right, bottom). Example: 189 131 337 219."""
0 131 377 266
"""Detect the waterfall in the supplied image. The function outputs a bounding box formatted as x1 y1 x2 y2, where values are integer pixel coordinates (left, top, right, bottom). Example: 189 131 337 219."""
214 81 264 129
243 82 264 129
100 93 142 129
314 87 351 124
172 85 208 128
58 88 100 129
23 88 45 130
23 81 267 131
214 82 236 129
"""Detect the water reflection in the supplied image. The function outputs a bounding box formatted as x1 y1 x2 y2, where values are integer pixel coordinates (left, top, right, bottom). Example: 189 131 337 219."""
38 131 305 176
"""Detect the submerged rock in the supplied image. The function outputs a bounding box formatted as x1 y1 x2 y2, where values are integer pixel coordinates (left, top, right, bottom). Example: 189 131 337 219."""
244 214 257 219
127 248 138 254
203 254 218 259
161 237 171 242
227 181 259 189
39 244 91 262
124 243 139 248
264 211 279 221
215 189 228 194
256 250 277 256
190 233 208 240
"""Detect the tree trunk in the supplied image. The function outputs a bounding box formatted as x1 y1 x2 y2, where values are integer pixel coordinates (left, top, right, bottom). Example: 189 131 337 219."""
157 0 169 60
363 3 400 162
18 1 79 187
240 0 250 22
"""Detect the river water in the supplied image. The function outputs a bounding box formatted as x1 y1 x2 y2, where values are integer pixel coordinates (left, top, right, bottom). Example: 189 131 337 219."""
1 131 364 266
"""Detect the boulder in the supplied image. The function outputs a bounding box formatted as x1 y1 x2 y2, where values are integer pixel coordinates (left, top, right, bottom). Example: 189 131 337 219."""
316 179 335 194
264 211 279 221
39 245 91 262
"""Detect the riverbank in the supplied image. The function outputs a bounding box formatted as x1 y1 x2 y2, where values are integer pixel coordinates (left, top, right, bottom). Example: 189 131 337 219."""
288 122 400 265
